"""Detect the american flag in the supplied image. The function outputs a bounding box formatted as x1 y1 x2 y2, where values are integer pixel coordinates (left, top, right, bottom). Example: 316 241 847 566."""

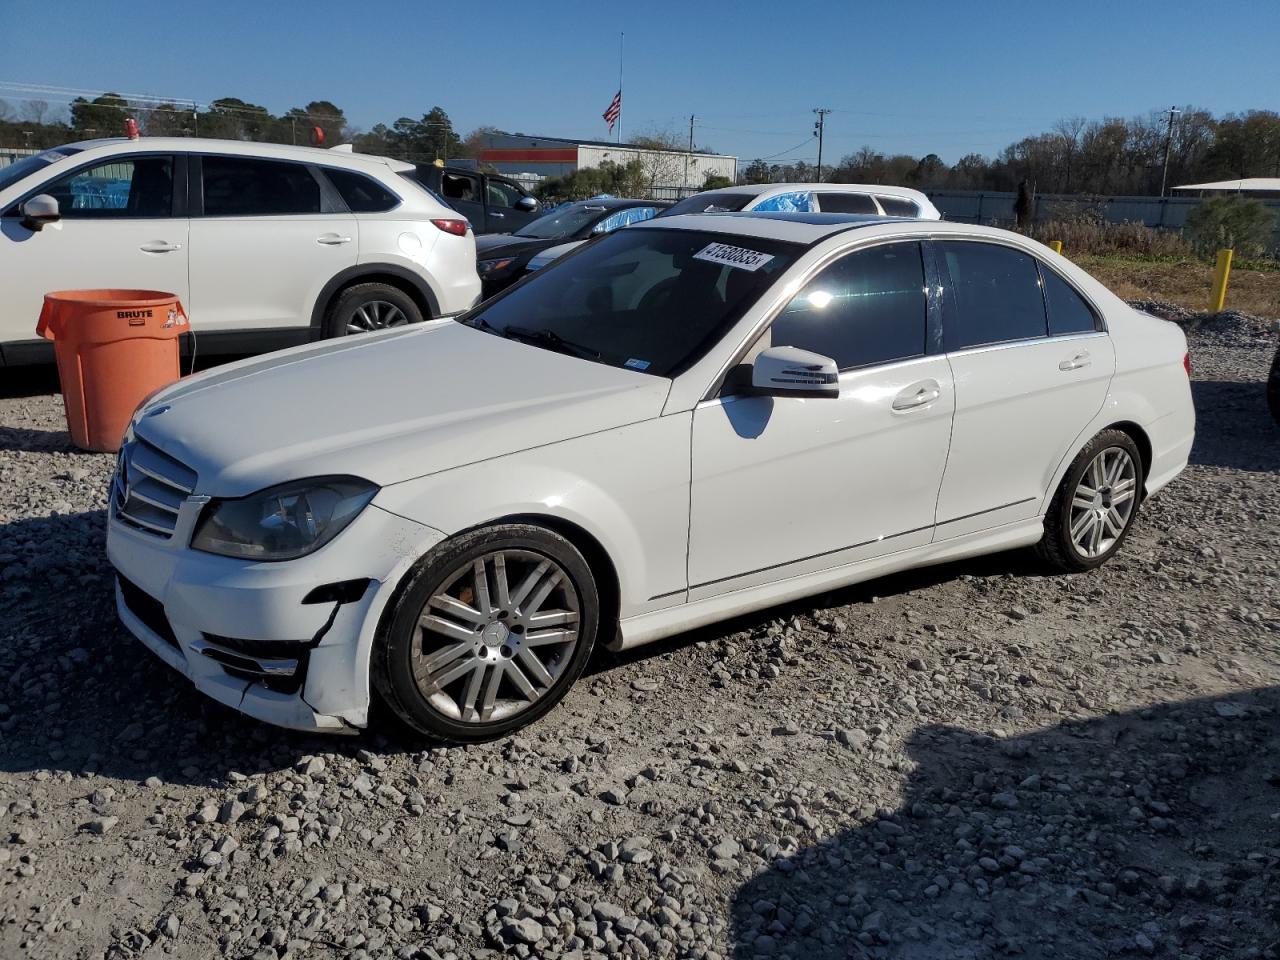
602 90 621 133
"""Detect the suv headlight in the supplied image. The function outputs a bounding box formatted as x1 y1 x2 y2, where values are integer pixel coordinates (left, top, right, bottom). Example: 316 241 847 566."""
191 476 378 561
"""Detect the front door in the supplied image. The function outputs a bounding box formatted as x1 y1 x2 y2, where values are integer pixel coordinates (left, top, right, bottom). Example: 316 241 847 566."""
187 154 356 334
688 241 954 598
931 239 1116 537
0 153 188 346
484 177 538 233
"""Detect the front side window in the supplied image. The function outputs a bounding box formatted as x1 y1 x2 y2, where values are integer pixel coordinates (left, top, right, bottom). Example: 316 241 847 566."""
752 191 813 213
202 157 321 216
324 167 399 213
594 206 659 233
485 179 523 208
769 242 927 370
460 228 800 377
38 156 173 218
1042 266 1100 335
816 192 878 215
939 241 1047 350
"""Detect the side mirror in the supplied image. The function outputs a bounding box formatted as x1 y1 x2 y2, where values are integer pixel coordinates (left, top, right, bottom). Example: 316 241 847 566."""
515 196 538 212
21 194 60 232
751 346 839 398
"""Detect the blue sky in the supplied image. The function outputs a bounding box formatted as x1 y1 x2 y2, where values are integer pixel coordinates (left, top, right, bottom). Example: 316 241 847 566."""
4 0 1278 164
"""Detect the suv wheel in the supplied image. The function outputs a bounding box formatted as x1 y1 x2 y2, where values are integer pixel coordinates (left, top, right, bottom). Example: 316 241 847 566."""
324 283 423 338
373 524 599 743
1037 429 1143 572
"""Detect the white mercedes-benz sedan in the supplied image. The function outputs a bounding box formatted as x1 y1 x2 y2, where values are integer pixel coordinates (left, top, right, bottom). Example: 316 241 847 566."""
106 211 1195 742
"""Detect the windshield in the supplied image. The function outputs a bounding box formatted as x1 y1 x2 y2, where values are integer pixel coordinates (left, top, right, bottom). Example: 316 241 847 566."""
459 228 800 377
0 148 81 196
513 202 608 239
659 192 755 217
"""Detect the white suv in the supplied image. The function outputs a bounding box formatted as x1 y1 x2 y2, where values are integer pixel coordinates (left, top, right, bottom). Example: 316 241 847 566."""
0 138 480 365
661 182 942 219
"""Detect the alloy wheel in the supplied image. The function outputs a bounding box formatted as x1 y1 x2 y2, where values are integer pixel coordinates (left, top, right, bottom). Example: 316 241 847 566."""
1069 446 1138 559
410 550 581 724
346 300 410 334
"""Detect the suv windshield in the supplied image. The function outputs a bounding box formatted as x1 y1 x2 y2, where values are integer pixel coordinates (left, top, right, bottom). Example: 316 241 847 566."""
513 203 609 239
0 148 82 195
459 228 800 377
659 192 755 217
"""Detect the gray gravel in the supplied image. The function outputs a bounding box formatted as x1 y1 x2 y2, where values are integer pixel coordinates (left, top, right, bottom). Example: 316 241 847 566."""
0 313 1277 960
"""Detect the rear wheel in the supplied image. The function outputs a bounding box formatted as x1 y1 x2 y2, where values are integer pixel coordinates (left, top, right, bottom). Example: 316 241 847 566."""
1037 429 1142 572
323 282 422 338
372 524 599 743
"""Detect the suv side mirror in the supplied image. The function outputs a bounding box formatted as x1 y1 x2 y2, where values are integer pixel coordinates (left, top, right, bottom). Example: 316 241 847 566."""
515 196 538 212
21 194 60 232
751 346 839 398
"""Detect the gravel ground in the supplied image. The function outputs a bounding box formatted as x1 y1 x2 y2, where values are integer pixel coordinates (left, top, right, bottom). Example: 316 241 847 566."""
0 310 1276 960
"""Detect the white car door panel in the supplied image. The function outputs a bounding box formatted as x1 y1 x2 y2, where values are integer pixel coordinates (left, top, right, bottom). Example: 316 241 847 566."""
688 355 955 599
188 155 356 332
0 153 188 344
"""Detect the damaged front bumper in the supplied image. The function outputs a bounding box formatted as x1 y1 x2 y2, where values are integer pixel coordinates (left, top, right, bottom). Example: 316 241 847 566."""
106 500 442 733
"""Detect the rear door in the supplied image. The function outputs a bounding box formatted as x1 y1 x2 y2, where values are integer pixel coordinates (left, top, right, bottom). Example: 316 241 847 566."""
484 177 537 233
0 153 188 346
437 170 485 231
932 239 1115 538
187 154 356 334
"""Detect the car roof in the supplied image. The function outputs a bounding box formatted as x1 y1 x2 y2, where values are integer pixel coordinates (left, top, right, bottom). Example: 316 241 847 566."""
60 137 415 173
694 182 933 203
632 210 1029 246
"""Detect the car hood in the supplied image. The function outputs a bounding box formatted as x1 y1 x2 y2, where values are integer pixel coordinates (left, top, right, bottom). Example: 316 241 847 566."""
475 234 558 258
133 323 670 497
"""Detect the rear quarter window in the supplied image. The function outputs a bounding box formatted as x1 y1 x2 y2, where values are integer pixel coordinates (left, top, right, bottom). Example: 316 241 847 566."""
876 196 919 217
324 167 399 212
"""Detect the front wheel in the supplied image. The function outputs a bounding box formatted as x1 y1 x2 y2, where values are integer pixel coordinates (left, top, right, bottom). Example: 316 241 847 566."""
1037 429 1143 572
372 524 599 743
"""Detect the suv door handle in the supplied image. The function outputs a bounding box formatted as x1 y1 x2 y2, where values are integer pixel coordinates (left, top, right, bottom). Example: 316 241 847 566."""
1059 350 1092 371
892 379 942 411
316 234 352 245
140 241 182 253
490 211 505 219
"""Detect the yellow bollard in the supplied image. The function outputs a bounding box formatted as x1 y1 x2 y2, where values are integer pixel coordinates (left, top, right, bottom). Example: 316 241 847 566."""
1048 240 1063 254
1209 248 1233 313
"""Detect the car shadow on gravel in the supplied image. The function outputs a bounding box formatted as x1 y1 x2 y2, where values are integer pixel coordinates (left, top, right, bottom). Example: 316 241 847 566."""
0 424 79 454
1190 380 1280 471
730 687 1280 960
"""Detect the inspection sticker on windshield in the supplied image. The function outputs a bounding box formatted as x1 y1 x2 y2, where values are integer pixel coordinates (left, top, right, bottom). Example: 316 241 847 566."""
624 358 650 371
693 242 774 272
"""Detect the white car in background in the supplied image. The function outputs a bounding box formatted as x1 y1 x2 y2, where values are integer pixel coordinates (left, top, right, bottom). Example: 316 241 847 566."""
0 138 480 366
525 181 941 274
106 211 1193 742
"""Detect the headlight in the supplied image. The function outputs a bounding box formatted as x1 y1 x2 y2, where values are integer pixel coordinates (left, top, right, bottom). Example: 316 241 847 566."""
478 257 515 275
191 476 378 561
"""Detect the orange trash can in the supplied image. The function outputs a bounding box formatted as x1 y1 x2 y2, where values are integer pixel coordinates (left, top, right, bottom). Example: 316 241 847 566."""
36 289 187 453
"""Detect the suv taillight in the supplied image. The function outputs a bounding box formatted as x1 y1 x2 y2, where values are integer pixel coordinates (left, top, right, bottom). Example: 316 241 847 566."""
1183 351 1192 377
431 219 469 236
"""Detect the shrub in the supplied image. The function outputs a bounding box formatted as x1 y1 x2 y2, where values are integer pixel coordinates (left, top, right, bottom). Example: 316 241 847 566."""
1031 220 1192 259
1184 195 1277 259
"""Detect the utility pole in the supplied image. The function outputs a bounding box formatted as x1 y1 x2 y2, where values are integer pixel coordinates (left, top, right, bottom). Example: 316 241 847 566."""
813 108 831 182
683 114 698 197
1159 105 1181 197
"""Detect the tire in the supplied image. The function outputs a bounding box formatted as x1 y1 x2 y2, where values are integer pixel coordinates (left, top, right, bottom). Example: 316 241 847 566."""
1267 345 1280 426
323 282 423 338
1036 429 1143 573
372 523 600 743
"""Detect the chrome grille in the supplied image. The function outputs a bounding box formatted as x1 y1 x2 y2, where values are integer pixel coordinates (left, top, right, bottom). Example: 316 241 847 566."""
111 439 197 539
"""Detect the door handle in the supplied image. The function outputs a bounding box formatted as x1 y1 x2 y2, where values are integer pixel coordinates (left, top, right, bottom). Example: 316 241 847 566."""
316 234 352 245
140 241 182 253
892 380 942 411
1059 350 1092 371
490 211 505 219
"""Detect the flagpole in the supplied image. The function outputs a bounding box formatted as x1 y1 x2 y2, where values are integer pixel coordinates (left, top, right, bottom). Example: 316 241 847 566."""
617 32 624 144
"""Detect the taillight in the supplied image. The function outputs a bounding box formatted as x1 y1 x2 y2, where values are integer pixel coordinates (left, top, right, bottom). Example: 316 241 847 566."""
1183 351 1192 377
431 219 469 236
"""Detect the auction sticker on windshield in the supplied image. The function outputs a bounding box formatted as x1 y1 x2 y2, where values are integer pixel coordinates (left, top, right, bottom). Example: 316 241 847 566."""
693 242 775 272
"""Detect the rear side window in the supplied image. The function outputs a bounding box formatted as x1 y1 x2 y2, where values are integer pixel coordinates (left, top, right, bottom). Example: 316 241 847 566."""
324 167 399 212
752 191 813 213
876 196 919 217
1042 266 1100 335
770 242 927 370
939 241 1047 350
817 192 878 215
441 171 480 202
202 157 321 216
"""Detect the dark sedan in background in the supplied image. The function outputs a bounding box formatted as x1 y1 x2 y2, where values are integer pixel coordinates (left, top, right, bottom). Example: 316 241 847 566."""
474 198 670 296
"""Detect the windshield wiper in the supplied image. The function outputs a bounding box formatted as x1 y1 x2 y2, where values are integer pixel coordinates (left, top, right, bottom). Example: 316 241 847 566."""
501 325 601 361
